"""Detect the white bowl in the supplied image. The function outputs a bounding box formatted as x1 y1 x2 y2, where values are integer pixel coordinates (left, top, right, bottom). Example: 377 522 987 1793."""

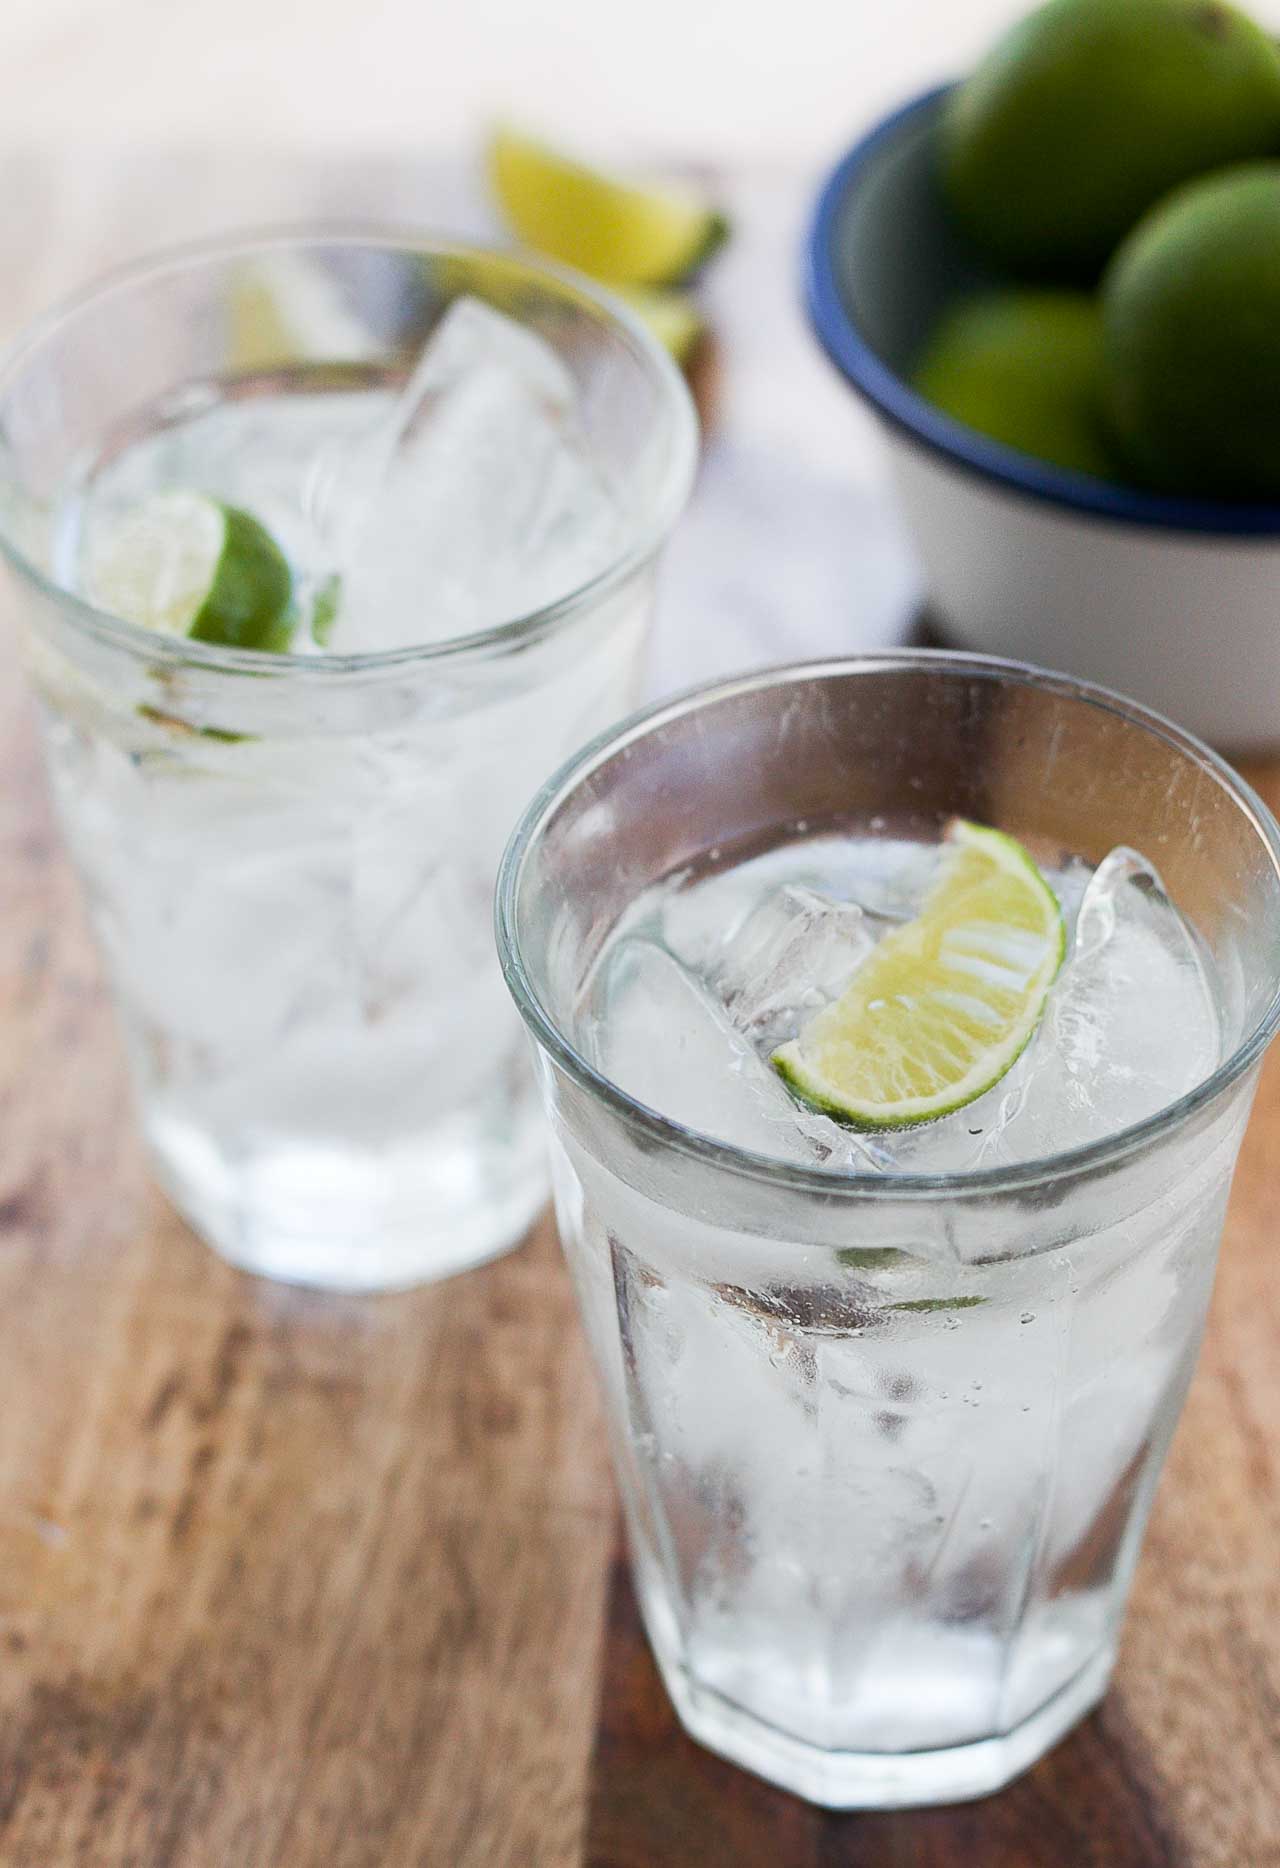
806 87 1280 754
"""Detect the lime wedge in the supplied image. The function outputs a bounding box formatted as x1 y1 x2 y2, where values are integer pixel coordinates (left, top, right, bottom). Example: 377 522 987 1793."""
89 493 295 652
620 288 707 364
772 821 1065 1129
228 253 379 370
488 125 729 286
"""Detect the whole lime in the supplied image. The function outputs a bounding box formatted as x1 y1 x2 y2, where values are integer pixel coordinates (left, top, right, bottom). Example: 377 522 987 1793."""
942 0 1280 279
912 291 1114 478
1103 163 1280 499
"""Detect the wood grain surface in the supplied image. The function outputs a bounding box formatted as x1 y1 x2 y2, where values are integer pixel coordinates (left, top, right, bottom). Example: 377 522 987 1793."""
0 156 1277 1867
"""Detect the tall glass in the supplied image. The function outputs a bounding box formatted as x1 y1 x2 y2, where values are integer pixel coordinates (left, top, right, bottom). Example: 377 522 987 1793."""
0 233 697 1291
497 653 1280 1808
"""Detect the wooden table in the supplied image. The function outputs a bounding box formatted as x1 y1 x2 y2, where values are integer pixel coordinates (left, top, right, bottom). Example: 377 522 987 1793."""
0 157 1278 1868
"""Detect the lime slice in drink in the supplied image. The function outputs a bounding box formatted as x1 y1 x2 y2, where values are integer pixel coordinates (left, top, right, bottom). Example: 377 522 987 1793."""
620 288 706 363
488 125 729 285
772 820 1065 1129
89 492 295 651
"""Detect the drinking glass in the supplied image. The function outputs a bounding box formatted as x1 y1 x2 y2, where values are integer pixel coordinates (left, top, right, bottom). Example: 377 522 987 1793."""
0 232 697 1290
497 652 1280 1806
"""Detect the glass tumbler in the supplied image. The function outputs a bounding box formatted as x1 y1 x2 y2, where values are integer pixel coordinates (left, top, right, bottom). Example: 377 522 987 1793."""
497 652 1280 1807
0 232 697 1291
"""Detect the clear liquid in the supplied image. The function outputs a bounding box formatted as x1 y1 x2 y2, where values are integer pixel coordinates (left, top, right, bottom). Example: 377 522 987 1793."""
37 366 647 1289
552 825 1240 1800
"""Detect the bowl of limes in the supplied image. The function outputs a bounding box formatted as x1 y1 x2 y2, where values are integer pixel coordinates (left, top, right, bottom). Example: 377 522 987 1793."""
807 0 1280 751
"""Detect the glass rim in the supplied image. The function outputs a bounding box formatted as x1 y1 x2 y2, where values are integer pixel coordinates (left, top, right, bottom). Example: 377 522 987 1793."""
496 648 1280 1203
0 222 700 677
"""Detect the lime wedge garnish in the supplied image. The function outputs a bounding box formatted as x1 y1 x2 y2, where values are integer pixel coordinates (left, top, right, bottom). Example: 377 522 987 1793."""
488 125 729 286
772 820 1065 1129
89 492 295 651
619 288 707 364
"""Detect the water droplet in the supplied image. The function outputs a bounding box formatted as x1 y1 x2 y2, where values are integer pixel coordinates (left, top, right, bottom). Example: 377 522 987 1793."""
1020 1312 1035 1325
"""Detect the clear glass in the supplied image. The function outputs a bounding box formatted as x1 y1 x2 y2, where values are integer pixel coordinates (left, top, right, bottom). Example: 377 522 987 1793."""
497 652 1280 1808
0 231 697 1291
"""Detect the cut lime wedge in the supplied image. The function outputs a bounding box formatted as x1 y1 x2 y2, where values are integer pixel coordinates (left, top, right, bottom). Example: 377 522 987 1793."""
772 820 1065 1129
89 493 295 652
620 287 707 364
488 125 729 286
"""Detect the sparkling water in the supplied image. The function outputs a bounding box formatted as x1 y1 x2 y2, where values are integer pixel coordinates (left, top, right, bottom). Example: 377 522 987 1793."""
582 832 1222 1173
67 298 626 655
36 297 650 1288
555 824 1241 1799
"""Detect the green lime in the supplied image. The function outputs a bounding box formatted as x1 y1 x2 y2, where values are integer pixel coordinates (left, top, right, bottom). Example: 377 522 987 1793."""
942 0 1280 279
89 493 295 651
912 291 1114 478
488 125 728 286
1103 162 1280 499
772 821 1065 1129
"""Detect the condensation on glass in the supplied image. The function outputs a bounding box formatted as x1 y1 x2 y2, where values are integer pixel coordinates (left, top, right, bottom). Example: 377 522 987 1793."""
498 654 1280 1808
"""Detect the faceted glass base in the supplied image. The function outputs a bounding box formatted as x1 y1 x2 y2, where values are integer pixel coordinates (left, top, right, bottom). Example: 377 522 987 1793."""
149 1107 548 1293
650 1623 1115 1810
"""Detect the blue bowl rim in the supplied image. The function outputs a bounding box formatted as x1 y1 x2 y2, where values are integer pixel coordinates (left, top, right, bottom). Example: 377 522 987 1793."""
805 83 1280 539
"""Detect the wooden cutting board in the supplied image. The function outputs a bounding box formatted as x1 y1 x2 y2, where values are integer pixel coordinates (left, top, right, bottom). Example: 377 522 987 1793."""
0 152 1276 1867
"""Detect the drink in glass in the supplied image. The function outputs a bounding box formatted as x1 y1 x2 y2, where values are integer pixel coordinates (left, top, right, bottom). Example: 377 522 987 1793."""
498 653 1280 1806
0 235 696 1290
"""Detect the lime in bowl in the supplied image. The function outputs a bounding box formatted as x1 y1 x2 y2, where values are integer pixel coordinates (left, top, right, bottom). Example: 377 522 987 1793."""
805 84 1280 753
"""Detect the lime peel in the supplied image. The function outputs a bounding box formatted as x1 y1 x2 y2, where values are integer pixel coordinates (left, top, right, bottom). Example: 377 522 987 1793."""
772 820 1065 1129
488 124 728 286
89 492 295 652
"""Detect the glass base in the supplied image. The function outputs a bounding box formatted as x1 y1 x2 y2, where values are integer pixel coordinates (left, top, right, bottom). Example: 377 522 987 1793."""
147 1107 549 1293
649 1629 1114 1810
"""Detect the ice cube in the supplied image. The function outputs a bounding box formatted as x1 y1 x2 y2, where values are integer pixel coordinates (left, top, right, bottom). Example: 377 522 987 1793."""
386 294 578 417
589 936 883 1170
1032 844 1220 1126
351 745 493 1024
891 845 1221 1173
659 841 916 981
318 297 622 651
710 883 875 1042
